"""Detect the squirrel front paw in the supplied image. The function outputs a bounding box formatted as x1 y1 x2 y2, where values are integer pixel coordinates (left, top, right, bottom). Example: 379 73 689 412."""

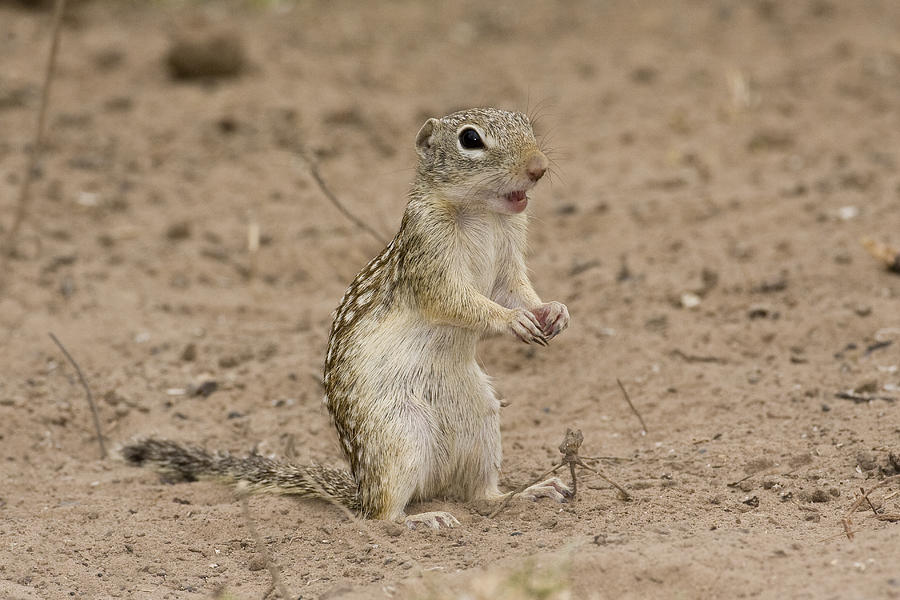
531 301 569 340
507 308 548 346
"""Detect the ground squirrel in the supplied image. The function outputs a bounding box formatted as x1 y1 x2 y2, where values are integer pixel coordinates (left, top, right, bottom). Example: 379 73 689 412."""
124 107 571 529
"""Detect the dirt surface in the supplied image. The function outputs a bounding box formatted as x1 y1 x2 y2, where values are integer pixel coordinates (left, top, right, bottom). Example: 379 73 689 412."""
2 1 900 598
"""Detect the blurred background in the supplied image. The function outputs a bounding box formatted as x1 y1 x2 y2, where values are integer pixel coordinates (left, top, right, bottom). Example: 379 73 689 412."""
1 1 899 598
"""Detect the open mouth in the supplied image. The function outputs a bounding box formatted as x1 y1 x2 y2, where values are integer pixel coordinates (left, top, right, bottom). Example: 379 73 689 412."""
503 190 528 212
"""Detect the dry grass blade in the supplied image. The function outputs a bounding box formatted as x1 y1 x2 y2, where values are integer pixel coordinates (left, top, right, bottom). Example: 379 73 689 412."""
616 378 647 435
304 155 387 245
581 463 632 501
490 428 632 518
1 0 67 284
237 484 292 600
48 332 106 459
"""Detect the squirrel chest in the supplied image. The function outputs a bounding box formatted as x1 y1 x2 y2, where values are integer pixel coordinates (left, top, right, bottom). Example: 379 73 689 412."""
452 211 521 299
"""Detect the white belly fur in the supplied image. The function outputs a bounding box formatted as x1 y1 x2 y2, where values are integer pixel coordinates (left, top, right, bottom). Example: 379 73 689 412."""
351 309 502 500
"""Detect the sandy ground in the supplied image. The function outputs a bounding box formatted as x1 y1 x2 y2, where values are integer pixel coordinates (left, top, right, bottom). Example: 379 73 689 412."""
1 1 899 598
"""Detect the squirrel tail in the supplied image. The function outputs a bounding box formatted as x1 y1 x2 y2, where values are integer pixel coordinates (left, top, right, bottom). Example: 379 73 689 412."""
121 437 360 512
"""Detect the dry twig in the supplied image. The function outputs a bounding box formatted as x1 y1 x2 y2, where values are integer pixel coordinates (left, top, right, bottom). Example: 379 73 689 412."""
237 484 292 600
489 428 631 518
862 487 880 516
834 391 896 404
1 0 67 283
48 332 106 459
301 153 386 245
841 475 900 540
616 378 647 435
670 349 727 364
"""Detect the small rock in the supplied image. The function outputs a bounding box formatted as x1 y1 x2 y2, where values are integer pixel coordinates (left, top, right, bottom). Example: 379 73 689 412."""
193 380 218 398
103 96 133 112
854 380 878 394
94 47 125 70
854 304 872 317
180 343 197 362
748 304 778 320
377 521 403 538
802 489 830 503
836 205 859 220
248 557 266 572
645 315 668 332
593 533 625 545
218 355 239 369
166 31 246 80
166 222 191 241
833 250 852 265
217 116 238 134
630 66 658 84
747 130 794 153
257 343 278 362
751 273 788 293
680 292 701 309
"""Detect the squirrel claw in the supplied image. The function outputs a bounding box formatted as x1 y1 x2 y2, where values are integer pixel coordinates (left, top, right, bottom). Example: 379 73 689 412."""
510 308 548 346
404 511 460 530
531 302 570 341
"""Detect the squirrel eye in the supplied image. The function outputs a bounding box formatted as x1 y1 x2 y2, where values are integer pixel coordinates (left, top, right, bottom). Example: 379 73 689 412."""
458 128 485 150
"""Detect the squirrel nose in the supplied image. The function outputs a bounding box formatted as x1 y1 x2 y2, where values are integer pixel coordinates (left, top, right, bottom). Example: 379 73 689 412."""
526 152 549 182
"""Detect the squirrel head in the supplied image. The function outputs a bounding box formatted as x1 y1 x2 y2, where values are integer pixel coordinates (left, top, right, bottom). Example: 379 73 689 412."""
414 108 549 215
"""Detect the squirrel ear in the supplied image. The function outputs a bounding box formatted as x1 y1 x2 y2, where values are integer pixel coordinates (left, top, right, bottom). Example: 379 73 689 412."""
415 118 438 157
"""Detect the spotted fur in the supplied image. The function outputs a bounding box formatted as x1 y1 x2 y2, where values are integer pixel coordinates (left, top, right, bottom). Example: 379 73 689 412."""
324 107 557 520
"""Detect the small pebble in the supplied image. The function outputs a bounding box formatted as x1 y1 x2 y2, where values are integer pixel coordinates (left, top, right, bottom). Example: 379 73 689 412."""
166 31 246 80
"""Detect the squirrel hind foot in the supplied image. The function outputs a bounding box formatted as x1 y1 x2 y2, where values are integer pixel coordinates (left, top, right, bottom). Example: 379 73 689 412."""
403 511 460 530
519 477 572 503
